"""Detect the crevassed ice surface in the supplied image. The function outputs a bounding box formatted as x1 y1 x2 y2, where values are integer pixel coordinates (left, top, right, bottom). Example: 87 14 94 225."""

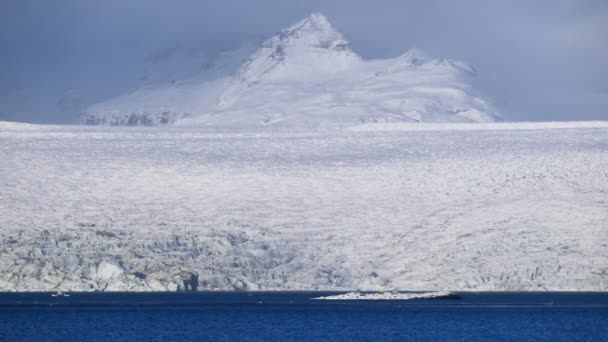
1 122 607 291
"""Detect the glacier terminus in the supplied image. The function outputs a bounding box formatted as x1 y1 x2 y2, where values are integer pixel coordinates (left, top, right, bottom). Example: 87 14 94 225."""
1 120 607 291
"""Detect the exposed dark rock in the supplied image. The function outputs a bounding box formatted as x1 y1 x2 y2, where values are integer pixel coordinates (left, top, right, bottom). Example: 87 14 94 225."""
133 272 147 280
179 271 199 292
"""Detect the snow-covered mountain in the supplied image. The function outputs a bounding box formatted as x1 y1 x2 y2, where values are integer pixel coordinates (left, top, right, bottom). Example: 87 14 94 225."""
82 13 498 128
1 121 607 291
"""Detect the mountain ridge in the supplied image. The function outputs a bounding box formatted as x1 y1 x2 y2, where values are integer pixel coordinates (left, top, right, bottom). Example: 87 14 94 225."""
82 13 499 128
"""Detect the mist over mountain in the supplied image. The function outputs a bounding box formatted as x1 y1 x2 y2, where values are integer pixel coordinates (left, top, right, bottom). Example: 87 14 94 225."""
2 0 606 123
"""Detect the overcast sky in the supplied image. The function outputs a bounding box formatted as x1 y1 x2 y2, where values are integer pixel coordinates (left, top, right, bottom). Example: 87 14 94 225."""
1 0 607 123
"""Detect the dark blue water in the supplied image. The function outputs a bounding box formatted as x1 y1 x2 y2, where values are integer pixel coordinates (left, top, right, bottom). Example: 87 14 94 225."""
1 292 607 341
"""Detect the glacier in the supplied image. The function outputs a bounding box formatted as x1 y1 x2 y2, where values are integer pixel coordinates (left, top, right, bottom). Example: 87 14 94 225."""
1 121 607 291
82 13 498 128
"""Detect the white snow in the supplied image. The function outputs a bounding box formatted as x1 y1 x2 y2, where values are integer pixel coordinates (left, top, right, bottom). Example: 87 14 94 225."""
96 262 124 281
83 13 498 128
1 121 607 292
313 291 454 300
348 121 608 132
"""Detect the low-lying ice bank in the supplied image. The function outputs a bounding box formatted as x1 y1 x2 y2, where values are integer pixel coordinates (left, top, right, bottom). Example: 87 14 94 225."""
313 291 457 300
347 121 608 132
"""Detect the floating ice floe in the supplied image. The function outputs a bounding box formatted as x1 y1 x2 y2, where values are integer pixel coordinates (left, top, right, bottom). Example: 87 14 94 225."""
313 291 457 300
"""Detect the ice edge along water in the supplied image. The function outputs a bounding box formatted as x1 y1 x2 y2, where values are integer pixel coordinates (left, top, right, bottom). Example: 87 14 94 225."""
1 121 607 292
81 13 499 128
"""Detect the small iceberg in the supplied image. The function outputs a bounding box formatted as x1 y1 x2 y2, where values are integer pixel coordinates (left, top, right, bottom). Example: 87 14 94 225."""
313 291 457 300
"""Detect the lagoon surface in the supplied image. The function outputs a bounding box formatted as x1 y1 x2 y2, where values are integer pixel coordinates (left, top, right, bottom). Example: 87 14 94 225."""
1 292 607 341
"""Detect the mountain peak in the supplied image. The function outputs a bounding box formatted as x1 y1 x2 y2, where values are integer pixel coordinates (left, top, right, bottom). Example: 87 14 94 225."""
290 13 335 35
272 13 351 53
238 12 355 75
217 13 359 109
84 13 499 126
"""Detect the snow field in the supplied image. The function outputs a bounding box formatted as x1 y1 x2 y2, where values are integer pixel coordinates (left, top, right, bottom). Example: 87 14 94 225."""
0 122 607 291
